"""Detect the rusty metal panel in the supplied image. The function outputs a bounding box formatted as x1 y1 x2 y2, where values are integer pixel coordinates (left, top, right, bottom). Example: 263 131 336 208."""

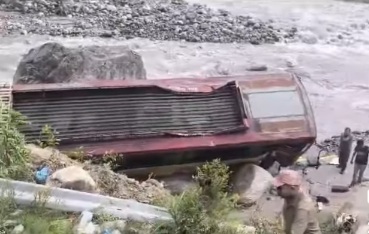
13 82 246 145
12 73 295 93
258 118 308 133
58 130 314 156
238 77 296 93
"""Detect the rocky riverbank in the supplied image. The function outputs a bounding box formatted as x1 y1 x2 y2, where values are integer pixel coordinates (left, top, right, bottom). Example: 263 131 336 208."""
318 130 369 153
0 0 296 44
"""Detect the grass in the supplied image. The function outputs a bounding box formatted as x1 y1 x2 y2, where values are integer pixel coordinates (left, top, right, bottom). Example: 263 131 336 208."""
0 103 33 181
150 159 246 234
0 186 75 234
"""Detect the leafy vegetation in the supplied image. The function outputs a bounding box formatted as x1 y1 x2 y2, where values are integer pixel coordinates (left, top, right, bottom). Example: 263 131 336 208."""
0 186 74 234
37 124 60 148
152 159 245 234
0 102 32 181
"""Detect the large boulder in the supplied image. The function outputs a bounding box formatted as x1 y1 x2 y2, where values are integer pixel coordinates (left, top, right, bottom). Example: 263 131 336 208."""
47 166 97 193
13 42 146 84
232 164 273 206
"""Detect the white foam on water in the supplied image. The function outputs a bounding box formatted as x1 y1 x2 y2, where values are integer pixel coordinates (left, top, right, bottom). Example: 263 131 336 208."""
1 0 369 138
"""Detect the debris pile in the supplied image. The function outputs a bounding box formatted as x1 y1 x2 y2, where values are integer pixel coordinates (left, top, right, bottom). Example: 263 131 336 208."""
27 144 170 204
1 0 297 43
318 130 369 152
85 164 170 204
27 144 77 171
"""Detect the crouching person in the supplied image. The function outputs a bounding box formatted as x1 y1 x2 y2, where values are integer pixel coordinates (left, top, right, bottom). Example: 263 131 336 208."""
274 169 321 234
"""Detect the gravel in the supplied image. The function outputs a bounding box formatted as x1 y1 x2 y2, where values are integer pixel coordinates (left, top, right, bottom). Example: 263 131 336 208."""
0 0 297 44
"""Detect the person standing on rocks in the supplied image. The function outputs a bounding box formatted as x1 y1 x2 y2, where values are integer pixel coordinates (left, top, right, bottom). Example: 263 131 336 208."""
273 169 321 234
349 139 369 187
338 127 353 174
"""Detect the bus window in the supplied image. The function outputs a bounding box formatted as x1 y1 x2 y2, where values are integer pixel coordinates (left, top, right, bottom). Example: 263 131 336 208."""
248 91 305 118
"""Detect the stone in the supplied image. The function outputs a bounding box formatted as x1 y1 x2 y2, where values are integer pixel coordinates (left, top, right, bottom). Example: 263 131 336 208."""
3 220 18 227
1 0 296 44
106 5 117 12
232 164 274 206
13 42 147 84
74 211 99 234
161 174 196 195
77 211 94 228
11 224 24 234
47 166 97 192
75 221 100 234
246 64 268 72
299 31 318 44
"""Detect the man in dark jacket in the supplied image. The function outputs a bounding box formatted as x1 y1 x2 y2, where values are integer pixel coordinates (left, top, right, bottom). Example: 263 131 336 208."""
338 127 353 174
350 139 369 187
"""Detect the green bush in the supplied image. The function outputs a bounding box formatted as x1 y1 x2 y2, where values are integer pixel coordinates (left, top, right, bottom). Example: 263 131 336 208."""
0 187 74 234
0 103 32 180
153 159 242 234
37 124 60 148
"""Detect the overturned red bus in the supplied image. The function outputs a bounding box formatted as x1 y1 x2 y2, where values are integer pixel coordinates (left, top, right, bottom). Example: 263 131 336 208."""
11 73 316 176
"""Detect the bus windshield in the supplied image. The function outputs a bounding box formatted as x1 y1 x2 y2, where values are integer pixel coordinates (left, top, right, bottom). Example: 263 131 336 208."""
248 91 305 118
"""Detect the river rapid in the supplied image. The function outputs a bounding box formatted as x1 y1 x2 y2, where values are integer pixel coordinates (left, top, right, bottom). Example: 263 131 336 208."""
1 0 369 140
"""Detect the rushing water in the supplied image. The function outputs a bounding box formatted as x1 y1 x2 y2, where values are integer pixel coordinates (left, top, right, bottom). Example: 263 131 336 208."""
1 0 369 140
1 0 369 220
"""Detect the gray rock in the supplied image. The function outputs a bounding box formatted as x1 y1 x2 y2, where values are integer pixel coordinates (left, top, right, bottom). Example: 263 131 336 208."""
13 42 147 84
77 211 94 228
106 5 117 12
3 220 18 227
11 224 24 234
299 31 318 44
161 175 196 195
246 64 268 72
232 164 273 206
74 211 100 234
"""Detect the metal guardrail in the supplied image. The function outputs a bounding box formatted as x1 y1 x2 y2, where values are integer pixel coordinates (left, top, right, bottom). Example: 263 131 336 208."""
0 178 172 223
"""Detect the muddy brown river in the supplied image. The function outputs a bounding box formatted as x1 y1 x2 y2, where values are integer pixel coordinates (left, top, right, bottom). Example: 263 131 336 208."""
1 0 369 227
1 0 369 140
